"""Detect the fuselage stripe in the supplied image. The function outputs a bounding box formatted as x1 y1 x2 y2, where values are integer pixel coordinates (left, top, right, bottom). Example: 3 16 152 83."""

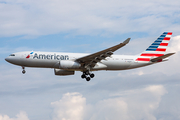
136 58 150 61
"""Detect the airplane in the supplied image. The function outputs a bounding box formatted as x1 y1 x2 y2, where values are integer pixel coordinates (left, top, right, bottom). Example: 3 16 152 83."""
5 32 175 81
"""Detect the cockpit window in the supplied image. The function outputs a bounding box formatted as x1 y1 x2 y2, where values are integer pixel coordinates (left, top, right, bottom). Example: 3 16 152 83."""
9 54 15 56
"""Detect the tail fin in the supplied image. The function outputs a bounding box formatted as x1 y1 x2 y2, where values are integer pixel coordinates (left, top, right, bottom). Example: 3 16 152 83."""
136 32 172 62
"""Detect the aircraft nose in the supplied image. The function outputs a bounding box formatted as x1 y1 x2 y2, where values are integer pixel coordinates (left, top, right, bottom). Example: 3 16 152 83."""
5 57 9 62
5 56 21 65
5 57 13 63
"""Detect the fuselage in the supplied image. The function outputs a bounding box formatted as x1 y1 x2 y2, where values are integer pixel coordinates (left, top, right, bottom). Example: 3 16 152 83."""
5 51 154 71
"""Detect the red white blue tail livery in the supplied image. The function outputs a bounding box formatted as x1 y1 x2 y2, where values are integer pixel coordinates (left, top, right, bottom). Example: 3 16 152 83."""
136 32 172 62
5 32 175 81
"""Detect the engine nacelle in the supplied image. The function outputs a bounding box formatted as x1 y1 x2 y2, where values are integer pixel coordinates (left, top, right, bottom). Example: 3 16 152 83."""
54 69 74 76
59 60 81 69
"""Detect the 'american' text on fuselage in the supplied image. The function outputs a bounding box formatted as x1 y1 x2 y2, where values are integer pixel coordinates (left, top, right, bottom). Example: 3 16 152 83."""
33 53 69 60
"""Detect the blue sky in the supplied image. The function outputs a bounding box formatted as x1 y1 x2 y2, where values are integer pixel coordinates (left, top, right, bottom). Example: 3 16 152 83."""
1 0 180 120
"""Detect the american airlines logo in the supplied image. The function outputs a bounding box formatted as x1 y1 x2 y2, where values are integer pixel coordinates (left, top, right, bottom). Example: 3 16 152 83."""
26 52 34 58
33 53 69 60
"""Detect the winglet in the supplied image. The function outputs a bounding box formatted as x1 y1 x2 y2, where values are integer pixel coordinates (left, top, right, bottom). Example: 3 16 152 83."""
150 52 175 62
123 38 131 44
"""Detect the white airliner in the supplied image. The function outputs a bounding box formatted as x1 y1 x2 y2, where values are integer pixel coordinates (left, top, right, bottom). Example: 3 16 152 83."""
5 32 175 81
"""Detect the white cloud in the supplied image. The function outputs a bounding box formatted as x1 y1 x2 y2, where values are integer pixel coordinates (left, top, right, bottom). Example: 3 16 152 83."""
0 0 180 37
167 35 180 53
0 111 29 120
51 92 86 120
145 85 167 96
89 98 128 120
118 70 144 77
51 85 167 120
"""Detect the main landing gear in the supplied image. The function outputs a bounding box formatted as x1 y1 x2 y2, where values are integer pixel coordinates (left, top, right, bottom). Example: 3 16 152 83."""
22 66 26 74
81 71 95 81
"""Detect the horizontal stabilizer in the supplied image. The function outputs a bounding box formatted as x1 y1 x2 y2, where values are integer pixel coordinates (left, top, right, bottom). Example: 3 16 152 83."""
150 53 175 62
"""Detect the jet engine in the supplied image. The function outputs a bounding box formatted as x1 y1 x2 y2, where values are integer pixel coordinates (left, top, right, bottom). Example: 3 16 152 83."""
54 69 74 76
59 60 81 69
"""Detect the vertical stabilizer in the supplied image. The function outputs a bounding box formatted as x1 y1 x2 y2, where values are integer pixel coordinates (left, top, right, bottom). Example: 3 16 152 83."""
136 32 172 62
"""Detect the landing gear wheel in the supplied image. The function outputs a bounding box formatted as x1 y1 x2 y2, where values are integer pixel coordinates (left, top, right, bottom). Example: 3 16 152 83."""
90 73 95 78
22 70 26 74
81 71 94 81
86 77 91 81
81 74 86 79
85 71 89 75
22 66 26 74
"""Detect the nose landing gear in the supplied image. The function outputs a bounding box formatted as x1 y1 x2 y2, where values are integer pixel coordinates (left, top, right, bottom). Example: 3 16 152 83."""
81 71 95 81
22 66 26 74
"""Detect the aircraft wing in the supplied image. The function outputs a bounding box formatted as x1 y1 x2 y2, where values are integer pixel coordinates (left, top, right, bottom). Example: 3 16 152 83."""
150 53 175 62
76 38 131 67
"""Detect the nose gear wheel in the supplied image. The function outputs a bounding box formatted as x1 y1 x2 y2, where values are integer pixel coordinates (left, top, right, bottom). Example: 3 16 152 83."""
22 66 26 74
